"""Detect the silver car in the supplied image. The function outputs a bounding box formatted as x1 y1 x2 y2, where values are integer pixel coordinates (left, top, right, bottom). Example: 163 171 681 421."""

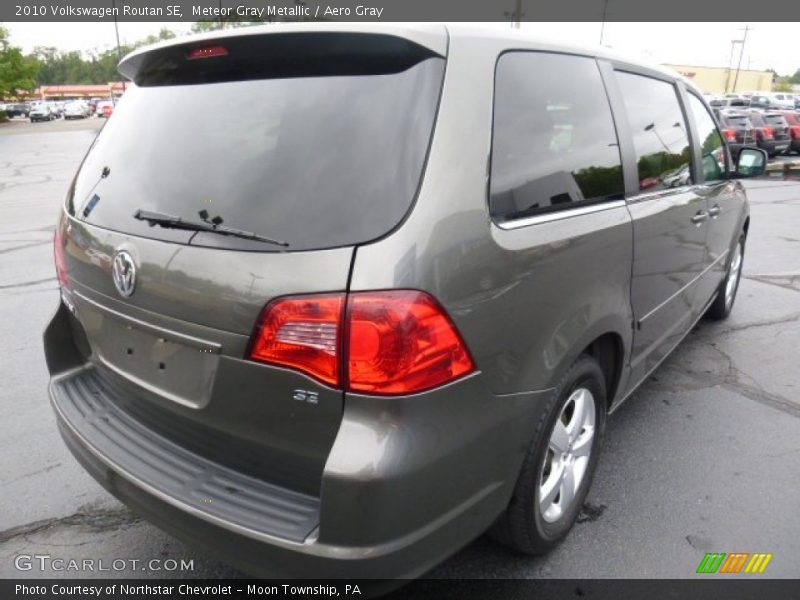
45 23 766 580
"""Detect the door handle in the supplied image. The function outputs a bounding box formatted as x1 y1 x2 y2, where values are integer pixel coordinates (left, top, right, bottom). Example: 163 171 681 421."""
691 211 709 225
708 204 721 218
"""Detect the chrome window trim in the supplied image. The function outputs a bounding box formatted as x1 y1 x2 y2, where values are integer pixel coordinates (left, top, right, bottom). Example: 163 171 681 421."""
495 199 627 229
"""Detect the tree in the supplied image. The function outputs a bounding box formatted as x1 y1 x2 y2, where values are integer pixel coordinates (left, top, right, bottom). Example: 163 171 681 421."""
791 68 800 84
27 27 177 86
773 77 794 92
191 19 265 33
0 27 39 99
137 27 176 47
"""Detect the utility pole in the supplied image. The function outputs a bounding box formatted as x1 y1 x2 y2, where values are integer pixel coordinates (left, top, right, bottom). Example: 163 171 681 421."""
724 39 740 94
111 0 125 99
504 0 523 28
731 25 751 94
599 0 609 46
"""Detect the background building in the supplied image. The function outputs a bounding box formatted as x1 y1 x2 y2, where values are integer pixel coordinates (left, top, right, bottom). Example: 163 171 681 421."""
29 82 126 100
663 64 773 94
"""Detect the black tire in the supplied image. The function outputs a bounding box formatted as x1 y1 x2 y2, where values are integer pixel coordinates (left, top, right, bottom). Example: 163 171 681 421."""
490 354 606 555
706 234 745 321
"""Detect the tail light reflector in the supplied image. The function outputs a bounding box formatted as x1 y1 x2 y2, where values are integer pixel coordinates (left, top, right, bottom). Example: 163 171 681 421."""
248 291 476 395
54 221 69 288
249 294 344 387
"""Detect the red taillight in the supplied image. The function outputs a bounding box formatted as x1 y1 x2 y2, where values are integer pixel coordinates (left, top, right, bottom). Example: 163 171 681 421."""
722 128 737 142
759 127 774 139
790 126 800 140
187 45 229 60
54 221 69 288
249 294 344 386
346 291 475 395
248 291 476 394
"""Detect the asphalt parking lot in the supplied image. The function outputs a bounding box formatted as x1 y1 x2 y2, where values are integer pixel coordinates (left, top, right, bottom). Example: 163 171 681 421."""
1 117 799 580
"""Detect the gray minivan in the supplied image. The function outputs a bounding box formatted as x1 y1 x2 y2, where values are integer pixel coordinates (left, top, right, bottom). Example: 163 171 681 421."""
44 23 767 579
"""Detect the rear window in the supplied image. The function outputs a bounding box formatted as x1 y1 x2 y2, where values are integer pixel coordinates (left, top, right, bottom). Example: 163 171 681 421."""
724 115 750 127
763 114 788 127
68 34 445 252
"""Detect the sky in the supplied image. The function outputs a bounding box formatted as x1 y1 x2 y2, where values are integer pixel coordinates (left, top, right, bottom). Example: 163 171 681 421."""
4 21 799 76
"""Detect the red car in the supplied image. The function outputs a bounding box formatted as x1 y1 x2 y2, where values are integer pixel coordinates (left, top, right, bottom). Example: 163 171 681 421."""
777 110 800 154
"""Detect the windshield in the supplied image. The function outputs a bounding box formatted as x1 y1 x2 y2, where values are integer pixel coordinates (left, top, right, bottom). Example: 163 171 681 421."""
69 48 444 252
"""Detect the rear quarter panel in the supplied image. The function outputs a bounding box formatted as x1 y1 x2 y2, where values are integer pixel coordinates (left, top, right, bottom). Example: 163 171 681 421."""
349 32 634 399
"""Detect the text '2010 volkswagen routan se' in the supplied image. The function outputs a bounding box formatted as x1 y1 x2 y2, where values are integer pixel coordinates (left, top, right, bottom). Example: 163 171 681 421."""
45 23 768 579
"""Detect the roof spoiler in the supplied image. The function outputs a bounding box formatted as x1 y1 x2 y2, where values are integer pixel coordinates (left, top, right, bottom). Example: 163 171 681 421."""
119 23 447 85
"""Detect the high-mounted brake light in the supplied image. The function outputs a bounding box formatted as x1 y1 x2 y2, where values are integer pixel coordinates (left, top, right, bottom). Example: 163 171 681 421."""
54 222 69 289
187 45 229 60
248 291 476 394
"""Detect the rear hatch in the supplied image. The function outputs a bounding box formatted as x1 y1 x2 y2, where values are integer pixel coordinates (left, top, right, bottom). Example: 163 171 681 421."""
722 113 756 144
763 113 791 142
58 28 446 495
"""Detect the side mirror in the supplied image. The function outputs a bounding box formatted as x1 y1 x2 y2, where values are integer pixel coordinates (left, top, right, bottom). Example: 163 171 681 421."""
735 147 768 178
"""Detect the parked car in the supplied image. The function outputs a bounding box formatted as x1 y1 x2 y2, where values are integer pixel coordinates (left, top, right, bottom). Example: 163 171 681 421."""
64 101 91 119
660 163 691 187
95 99 114 117
29 103 55 122
4 103 30 118
709 96 749 109
716 109 757 159
746 109 791 156
45 24 767 581
777 110 800 154
763 92 795 110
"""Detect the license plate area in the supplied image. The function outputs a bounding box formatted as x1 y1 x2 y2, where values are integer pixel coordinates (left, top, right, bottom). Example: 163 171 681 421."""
74 293 221 409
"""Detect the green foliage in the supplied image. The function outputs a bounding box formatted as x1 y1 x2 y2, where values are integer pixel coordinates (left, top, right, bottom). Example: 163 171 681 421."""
190 20 264 33
0 27 40 98
772 77 794 92
791 69 800 84
27 27 177 86
0 109 8 122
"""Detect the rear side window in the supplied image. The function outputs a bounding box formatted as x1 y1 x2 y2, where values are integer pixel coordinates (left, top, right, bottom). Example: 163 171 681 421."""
69 34 445 252
490 52 624 223
616 72 692 192
686 94 727 183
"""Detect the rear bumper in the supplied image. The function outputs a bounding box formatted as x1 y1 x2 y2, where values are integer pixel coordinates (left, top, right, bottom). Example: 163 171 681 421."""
759 139 790 154
46 303 549 578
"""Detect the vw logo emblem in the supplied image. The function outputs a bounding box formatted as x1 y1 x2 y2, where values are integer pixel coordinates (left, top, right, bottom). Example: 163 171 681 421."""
112 250 136 297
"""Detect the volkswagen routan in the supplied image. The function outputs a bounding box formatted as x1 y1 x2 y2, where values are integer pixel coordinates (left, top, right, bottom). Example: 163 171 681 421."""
45 23 767 579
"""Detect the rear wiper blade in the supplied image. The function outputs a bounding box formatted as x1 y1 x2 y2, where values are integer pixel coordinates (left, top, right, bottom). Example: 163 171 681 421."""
133 209 289 248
